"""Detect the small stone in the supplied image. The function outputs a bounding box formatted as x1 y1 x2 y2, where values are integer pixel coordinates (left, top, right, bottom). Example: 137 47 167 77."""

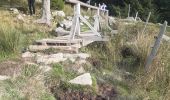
76 53 90 59
66 16 73 21
77 66 85 74
22 52 35 58
0 75 10 80
69 73 92 85
17 14 25 22
126 17 135 21
52 10 65 17
39 65 52 72
84 16 90 20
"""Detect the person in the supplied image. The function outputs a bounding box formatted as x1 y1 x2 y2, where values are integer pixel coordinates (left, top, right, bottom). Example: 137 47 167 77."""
28 0 35 15
102 3 107 11
86 0 91 5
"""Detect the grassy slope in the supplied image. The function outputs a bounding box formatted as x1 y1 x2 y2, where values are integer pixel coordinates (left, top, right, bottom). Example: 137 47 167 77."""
0 2 170 99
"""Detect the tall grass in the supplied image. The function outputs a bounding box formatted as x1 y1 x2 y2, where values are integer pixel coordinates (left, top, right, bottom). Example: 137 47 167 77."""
0 23 20 54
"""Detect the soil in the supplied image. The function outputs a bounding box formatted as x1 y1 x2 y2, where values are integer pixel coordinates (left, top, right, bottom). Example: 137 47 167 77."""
50 83 117 100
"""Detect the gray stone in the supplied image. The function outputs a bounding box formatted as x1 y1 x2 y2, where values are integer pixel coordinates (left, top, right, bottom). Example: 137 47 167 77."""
66 16 73 21
84 15 90 20
22 52 35 58
163 35 170 42
36 53 67 65
61 19 72 30
10 8 19 14
69 73 92 85
39 65 52 72
126 17 135 21
17 14 25 22
0 75 10 81
52 10 65 17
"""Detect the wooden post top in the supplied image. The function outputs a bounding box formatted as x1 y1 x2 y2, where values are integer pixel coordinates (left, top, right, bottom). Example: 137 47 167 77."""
65 0 99 9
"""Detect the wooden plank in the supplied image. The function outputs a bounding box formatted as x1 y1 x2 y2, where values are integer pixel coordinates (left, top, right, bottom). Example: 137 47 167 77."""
29 44 81 53
65 0 98 9
145 21 167 71
35 38 82 44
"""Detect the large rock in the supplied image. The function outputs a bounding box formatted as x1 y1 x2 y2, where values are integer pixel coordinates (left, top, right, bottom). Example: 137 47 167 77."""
69 73 92 85
52 10 65 17
37 53 67 65
10 8 19 14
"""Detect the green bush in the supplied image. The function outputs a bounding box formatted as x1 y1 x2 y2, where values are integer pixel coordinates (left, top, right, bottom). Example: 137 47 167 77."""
51 0 64 10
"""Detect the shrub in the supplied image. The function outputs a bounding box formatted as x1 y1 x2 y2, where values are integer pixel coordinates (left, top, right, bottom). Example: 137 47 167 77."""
51 0 64 10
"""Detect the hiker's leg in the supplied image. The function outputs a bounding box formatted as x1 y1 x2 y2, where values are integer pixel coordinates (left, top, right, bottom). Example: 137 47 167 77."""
32 0 35 14
28 0 32 15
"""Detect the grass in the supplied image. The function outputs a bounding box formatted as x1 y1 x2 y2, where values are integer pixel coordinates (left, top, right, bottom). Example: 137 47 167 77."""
0 64 55 100
0 9 50 61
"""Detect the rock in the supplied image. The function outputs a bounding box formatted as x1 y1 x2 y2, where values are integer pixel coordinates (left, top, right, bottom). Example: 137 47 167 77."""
69 73 92 85
55 27 70 36
80 22 84 26
10 8 19 14
22 51 35 58
0 75 10 80
17 14 24 22
76 53 90 59
109 17 116 24
77 66 85 74
55 27 64 32
66 16 73 21
25 62 38 66
61 19 72 30
52 10 65 17
36 53 67 65
136 17 142 22
84 15 90 20
126 17 135 21
163 35 170 42
39 65 52 72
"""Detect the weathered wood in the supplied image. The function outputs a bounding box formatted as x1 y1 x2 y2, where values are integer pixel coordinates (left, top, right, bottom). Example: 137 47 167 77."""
29 45 79 53
135 12 138 21
65 0 98 9
128 4 130 18
145 21 168 71
36 0 51 26
142 12 151 34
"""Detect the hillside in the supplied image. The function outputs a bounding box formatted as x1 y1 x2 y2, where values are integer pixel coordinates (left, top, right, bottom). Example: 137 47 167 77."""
0 0 170 100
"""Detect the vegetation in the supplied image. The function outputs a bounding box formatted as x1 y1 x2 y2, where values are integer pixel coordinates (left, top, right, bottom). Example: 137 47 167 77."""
51 0 65 10
0 0 170 100
81 0 170 24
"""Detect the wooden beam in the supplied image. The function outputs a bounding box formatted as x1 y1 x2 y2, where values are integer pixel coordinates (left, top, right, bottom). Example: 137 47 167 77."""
145 21 167 72
65 0 98 9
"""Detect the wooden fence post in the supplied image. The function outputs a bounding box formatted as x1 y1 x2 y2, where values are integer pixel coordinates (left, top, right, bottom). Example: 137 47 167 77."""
128 4 130 18
145 21 168 71
135 12 138 21
141 12 151 34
